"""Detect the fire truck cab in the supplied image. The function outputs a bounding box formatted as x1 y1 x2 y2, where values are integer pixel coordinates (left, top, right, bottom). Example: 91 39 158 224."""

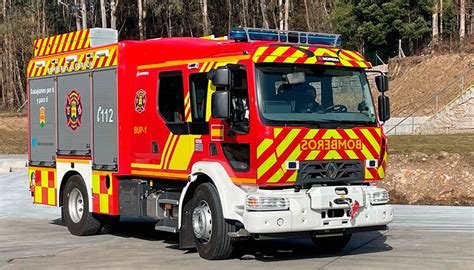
27 28 392 260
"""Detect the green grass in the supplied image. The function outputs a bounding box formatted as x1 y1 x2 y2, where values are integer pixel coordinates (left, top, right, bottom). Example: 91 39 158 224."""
388 133 474 154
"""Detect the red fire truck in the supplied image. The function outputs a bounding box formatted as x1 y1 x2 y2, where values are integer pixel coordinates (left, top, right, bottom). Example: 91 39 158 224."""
27 27 393 259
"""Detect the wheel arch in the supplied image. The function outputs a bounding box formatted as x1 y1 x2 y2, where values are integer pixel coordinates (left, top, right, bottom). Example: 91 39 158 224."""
178 162 247 230
58 170 84 207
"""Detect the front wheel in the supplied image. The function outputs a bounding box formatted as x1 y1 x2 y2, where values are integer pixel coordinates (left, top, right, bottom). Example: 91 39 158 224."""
62 175 101 236
190 183 235 260
311 234 352 251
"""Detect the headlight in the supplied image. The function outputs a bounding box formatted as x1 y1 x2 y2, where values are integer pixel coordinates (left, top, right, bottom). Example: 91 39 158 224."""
369 189 390 205
246 196 289 211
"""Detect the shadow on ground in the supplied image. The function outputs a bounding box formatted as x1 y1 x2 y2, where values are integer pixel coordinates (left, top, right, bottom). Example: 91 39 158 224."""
50 217 393 261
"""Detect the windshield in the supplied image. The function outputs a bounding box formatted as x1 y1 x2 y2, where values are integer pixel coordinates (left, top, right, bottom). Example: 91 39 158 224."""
255 64 376 127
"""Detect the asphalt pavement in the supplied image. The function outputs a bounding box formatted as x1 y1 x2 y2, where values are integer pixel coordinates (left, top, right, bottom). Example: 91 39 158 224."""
0 168 473 269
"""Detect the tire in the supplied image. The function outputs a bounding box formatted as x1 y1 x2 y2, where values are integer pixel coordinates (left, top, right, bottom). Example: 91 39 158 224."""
62 175 101 236
190 183 235 260
311 234 352 251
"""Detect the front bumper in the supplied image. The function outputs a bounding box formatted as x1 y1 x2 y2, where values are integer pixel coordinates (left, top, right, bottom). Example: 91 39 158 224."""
242 186 393 234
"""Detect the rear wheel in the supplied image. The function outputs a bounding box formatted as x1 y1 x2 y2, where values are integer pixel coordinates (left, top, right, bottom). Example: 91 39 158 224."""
191 183 235 260
311 234 352 251
62 175 101 236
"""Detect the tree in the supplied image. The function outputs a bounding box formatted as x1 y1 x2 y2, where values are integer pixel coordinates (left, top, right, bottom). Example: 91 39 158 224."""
100 0 107 28
111 0 118 29
460 0 465 39
433 0 439 40
138 0 144 39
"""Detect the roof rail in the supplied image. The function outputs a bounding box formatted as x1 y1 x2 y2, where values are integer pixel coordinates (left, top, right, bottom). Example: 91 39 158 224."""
229 27 342 47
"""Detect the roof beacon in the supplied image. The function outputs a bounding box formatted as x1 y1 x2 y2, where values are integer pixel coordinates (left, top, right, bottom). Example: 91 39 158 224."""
229 28 342 47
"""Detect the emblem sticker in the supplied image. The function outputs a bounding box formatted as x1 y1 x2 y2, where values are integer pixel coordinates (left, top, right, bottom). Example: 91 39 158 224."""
39 107 46 128
65 90 83 131
135 89 146 113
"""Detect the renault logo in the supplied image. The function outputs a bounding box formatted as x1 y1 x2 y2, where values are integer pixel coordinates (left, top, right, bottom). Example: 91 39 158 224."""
325 162 338 179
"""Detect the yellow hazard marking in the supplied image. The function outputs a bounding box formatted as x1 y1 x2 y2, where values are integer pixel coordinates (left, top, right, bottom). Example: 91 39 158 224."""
137 55 250 70
48 188 55 205
99 193 109 213
263 46 290 62
345 150 359 159
168 135 201 170
257 139 273 158
131 170 189 179
324 150 342 160
267 167 285 183
322 130 342 139
361 129 380 152
56 158 90 164
231 177 256 184
258 154 277 178
365 168 374 179
306 150 320 160
276 129 300 156
34 186 42 203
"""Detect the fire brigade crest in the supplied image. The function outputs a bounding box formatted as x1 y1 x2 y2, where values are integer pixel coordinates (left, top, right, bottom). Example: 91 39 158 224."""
135 89 146 113
65 90 83 131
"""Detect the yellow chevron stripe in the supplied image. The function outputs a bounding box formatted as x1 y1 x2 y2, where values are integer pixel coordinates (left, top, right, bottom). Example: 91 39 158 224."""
163 135 178 169
105 48 115 66
273 128 283 138
70 31 80 52
304 129 318 139
287 146 302 161
253 46 268 62
360 129 380 153
287 170 298 182
283 49 305 63
205 62 215 72
344 50 364 61
97 54 106 68
44 37 53 55
365 168 374 179
51 36 61 55
344 129 359 139
77 30 87 49
306 150 320 160
276 129 300 156
324 150 342 159
322 130 342 139
258 154 277 178
38 37 49 56
57 34 67 53
345 150 359 159
199 62 208 72
377 166 385 178
267 167 285 183
257 139 273 158
360 145 375 160
263 46 290 62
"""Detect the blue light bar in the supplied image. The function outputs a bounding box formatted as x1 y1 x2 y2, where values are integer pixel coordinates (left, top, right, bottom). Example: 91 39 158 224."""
229 28 342 47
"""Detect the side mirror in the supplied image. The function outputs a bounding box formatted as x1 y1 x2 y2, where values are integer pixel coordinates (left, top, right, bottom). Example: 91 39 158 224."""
212 91 231 119
209 67 231 87
378 95 390 122
375 74 389 92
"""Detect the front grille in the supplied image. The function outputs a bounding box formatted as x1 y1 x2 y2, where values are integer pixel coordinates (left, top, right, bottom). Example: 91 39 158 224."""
295 160 363 185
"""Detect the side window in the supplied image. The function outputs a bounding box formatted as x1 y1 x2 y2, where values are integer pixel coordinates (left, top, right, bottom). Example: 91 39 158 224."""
158 71 185 123
230 68 250 125
189 73 208 122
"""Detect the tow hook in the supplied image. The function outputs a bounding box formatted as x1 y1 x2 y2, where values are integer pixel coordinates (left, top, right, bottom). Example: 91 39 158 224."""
227 228 252 240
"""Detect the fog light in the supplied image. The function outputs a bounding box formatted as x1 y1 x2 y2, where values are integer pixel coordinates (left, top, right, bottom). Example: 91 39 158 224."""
277 218 284 226
369 188 390 205
246 196 289 211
